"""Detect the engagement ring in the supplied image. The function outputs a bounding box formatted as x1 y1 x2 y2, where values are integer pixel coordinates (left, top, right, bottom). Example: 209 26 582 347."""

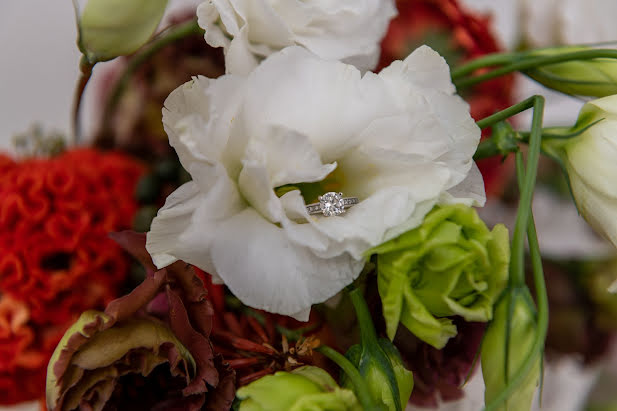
306 192 359 217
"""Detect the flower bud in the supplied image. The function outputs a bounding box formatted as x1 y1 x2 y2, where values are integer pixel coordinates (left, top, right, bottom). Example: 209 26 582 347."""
236 366 361 411
481 290 540 411
524 47 617 97
369 204 510 348
544 95 617 249
341 339 413 411
74 0 168 62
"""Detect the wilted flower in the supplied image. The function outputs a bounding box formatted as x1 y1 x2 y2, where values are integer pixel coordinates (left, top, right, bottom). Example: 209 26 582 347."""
545 95 617 249
73 0 169 62
236 365 361 411
147 45 485 321
46 232 235 411
481 290 540 411
523 47 617 97
197 0 397 74
369 204 509 348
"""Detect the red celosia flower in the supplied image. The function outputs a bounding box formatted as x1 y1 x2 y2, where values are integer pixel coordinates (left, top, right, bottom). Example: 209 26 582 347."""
0 148 144 404
378 0 515 196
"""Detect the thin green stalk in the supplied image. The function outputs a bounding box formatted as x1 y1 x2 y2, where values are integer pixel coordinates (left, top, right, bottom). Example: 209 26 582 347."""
347 286 379 346
509 96 544 287
484 153 549 411
316 345 379 410
455 49 617 89
476 97 540 130
72 56 93 144
98 19 203 137
451 51 520 79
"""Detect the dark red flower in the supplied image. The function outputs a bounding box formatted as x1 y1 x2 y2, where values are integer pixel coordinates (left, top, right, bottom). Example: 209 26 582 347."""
0 148 144 404
378 0 515 196
393 319 485 407
197 269 326 388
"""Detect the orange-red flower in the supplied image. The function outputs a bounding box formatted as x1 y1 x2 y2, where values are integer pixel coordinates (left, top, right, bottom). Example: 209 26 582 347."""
0 148 144 404
379 0 515 196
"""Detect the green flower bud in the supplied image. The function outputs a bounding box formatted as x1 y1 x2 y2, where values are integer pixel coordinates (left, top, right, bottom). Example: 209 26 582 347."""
74 0 169 62
341 339 413 411
524 47 617 98
481 290 540 411
369 204 510 348
543 95 617 249
237 366 361 411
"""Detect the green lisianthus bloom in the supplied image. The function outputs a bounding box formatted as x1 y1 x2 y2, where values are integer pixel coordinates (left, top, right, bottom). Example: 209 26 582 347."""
237 366 361 411
369 204 510 348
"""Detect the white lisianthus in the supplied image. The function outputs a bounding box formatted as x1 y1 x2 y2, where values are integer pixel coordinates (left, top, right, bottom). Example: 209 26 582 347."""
555 95 617 248
146 45 485 320
197 0 397 74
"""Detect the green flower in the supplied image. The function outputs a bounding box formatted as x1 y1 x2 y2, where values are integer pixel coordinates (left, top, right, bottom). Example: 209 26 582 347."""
74 0 169 62
237 366 361 411
481 289 540 411
369 204 510 348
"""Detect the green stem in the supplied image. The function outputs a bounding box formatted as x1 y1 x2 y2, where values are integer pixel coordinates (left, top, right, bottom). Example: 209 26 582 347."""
455 49 617 89
484 153 549 411
97 19 203 142
509 96 544 287
316 345 378 410
347 286 379 347
72 55 93 144
451 51 520 79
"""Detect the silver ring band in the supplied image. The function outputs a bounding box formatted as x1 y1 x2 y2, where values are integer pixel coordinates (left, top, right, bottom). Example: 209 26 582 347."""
306 192 358 217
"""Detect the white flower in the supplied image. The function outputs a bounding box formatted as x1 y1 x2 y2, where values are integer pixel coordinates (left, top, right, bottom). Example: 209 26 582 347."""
557 95 617 249
197 0 397 74
146 46 485 320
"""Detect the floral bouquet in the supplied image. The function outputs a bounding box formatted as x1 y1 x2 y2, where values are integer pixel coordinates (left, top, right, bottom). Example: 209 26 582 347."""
2 0 617 410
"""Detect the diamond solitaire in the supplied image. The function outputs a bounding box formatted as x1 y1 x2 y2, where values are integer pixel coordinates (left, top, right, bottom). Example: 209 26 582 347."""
306 192 359 217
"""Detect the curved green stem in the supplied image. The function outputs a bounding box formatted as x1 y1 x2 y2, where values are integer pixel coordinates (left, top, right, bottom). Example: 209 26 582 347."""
97 19 203 143
72 56 93 144
484 153 549 411
316 345 379 410
509 96 544 287
455 49 617 89
451 51 520 79
347 286 379 347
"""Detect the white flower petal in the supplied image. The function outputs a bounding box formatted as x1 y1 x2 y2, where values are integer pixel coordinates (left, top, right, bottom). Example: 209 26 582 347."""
146 173 245 274
440 162 487 207
379 45 456 95
244 126 337 187
162 75 246 189
210 208 364 319
242 47 392 162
